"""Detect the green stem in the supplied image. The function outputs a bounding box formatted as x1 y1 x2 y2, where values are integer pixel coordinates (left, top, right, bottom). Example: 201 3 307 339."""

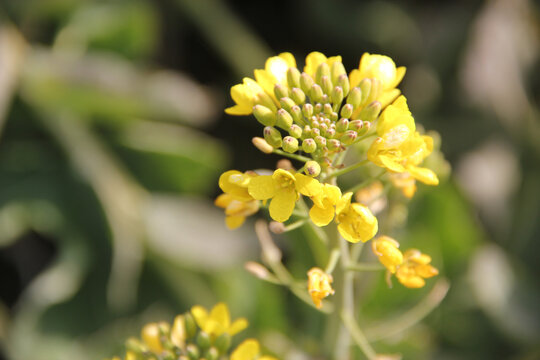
347 263 385 272
322 159 369 181
325 248 341 275
273 149 312 163
345 169 386 193
340 310 377 360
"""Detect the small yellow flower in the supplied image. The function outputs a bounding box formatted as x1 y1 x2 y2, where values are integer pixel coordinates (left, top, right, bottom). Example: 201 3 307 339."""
215 194 260 229
231 339 278 360
371 236 403 273
254 52 296 102
248 169 322 222
170 315 186 348
309 184 341 226
368 96 439 186
141 322 169 354
307 267 335 309
303 51 342 78
396 249 439 288
225 78 277 115
191 302 248 338
349 53 406 108
335 192 378 243
219 170 258 201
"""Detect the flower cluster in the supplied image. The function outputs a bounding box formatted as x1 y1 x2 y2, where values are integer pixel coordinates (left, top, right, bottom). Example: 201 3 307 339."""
108 303 276 360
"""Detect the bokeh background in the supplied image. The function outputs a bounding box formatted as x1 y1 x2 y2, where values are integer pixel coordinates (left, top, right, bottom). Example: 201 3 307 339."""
0 0 539 359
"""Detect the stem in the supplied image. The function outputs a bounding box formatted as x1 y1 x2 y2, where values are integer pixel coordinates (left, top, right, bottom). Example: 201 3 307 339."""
273 149 312 163
325 248 341 275
340 310 377 360
322 159 369 181
347 263 385 272
333 237 354 359
345 169 386 193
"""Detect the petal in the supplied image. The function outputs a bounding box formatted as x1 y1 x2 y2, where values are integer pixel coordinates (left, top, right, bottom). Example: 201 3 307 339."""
225 104 252 115
336 192 353 215
191 305 208 329
380 154 406 172
338 221 360 243
269 188 297 222
323 184 342 204
219 171 253 201
215 193 233 209
231 339 260 360
254 68 278 100
304 51 327 76
229 317 249 335
309 202 335 226
294 173 322 197
226 215 246 229
248 175 277 200
390 66 406 89
278 52 297 68
348 68 361 88
210 302 230 329
407 166 439 185
379 88 401 109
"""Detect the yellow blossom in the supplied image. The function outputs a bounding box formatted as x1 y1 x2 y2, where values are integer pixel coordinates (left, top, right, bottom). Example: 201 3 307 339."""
215 193 259 229
248 169 322 222
219 170 258 201
307 267 335 309
303 51 343 78
335 192 378 243
309 184 341 226
141 322 168 354
349 53 406 108
368 96 439 186
231 339 278 360
254 52 296 101
191 302 248 338
389 172 417 198
396 249 439 288
225 78 277 115
371 236 403 273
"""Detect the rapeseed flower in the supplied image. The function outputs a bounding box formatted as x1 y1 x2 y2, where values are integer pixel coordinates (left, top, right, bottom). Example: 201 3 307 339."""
371 236 403 273
309 184 341 226
215 194 259 229
335 192 378 243
191 302 248 338
225 78 277 115
307 267 335 309
231 339 278 360
396 249 439 288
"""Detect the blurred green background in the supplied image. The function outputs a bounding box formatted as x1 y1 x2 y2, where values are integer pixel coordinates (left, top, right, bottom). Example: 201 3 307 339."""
0 0 539 359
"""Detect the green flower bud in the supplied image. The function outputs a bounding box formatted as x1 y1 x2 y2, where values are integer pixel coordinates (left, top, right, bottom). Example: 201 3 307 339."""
340 130 357 145
336 74 350 97
319 123 328 135
263 126 283 148
303 125 312 138
196 332 211 351
323 103 333 115
276 109 293 130
321 75 333 96
325 128 336 138
162 352 175 360
300 72 314 94
289 124 303 138
341 103 354 118
205 347 219 360
358 101 382 122
327 139 342 151
287 67 301 89
184 313 197 338
290 105 304 125
336 118 349 132
315 62 331 85
357 120 371 136
187 344 200 360
302 103 313 118
347 87 362 109
282 136 299 153
291 87 306 104
329 111 338 122
125 338 146 354
331 86 344 107
310 118 320 129
302 138 317 153
214 333 231 355
311 128 321 137
366 78 382 104
279 97 296 113
315 135 326 148
304 160 321 177
358 79 372 105
253 105 276 126
348 120 364 132
314 103 323 114
274 84 289 100
320 94 330 104
310 84 324 103
252 137 274 154
331 61 347 84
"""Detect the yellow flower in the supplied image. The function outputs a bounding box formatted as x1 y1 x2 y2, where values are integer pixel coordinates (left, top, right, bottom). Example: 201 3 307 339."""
254 52 296 101
225 78 277 115
389 172 417 198
170 315 186 348
368 96 439 186
335 192 378 243
309 184 341 226
231 339 278 360
141 322 169 354
349 53 406 108
219 170 258 201
191 302 248 338
248 169 322 222
396 249 439 288
307 267 335 309
303 51 343 78
371 236 403 273
215 193 260 229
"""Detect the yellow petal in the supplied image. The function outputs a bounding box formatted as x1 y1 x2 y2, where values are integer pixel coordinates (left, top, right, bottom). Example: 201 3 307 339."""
278 52 297 68
225 104 252 115
248 175 277 200
294 173 322 197
323 184 342 204
210 302 230 329
336 192 353 215
407 166 439 185
338 220 360 243
229 317 249 335
215 193 233 209
269 188 297 222
219 170 253 201
226 215 246 229
231 339 260 360
379 154 406 172
309 201 335 226
141 323 163 353
304 51 327 76
191 305 208 329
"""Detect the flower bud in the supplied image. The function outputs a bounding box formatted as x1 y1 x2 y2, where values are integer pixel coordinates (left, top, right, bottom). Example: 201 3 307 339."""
336 74 350 97
319 123 328 135
348 120 364 132
302 138 317 153
287 67 301 88
269 221 286 234
291 87 306 104
302 103 313 118
205 347 219 360
315 135 326 148
252 137 274 154
347 87 362 109
310 84 324 103
331 61 347 84
311 119 320 129
340 130 357 145
187 344 200 360
304 160 321 177
184 313 197 338
329 111 338 122
277 159 294 171
300 72 314 94
289 124 303 138
327 139 341 151
358 101 382 122
358 78 372 105
323 103 333 115
314 103 323 114
321 75 333 96
320 94 330 104
303 125 312 138
331 86 344 107
311 128 321 137
282 136 299 153
279 97 296 113
196 332 211 351
290 105 304 125
125 338 146 354
263 126 283 148
245 261 272 279
336 118 349 132
253 105 276 126
357 120 371 136
315 62 331 85
274 83 289 100
366 78 382 104
340 103 354 118
276 109 293 130
325 128 336 138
